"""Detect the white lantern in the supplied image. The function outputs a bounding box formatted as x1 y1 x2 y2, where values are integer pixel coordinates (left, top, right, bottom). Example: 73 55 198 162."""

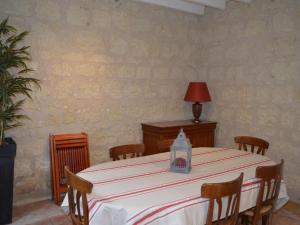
170 129 192 173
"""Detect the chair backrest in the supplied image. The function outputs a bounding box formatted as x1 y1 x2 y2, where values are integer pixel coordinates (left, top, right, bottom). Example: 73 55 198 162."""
234 136 269 155
252 160 284 223
50 132 90 204
201 173 244 225
65 166 93 225
157 139 174 153
109 144 145 161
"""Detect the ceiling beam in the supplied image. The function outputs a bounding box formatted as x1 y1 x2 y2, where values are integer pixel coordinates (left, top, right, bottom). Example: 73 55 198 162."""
184 0 226 9
135 0 205 15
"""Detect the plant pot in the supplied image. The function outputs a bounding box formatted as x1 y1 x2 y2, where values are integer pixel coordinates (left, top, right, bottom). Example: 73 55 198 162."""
0 138 16 225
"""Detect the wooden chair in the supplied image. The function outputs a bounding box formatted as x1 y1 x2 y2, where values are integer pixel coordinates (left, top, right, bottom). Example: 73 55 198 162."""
201 173 244 225
234 136 269 155
65 166 93 225
50 133 90 204
109 144 145 161
157 139 174 153
241 160 284 225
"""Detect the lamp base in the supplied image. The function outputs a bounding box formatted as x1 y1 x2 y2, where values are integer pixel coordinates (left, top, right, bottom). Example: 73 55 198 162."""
192 102 202 123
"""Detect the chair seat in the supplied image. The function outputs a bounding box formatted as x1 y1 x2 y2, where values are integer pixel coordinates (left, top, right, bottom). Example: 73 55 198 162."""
243 205 273 217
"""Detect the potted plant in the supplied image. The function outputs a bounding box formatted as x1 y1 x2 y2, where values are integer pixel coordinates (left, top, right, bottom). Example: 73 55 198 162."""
0 18 40 224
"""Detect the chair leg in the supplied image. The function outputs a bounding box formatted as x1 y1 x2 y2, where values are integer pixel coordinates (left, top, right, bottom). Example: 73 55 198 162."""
262 215 269 225
241 215 249 225
268 214 273 225
240 215 245 225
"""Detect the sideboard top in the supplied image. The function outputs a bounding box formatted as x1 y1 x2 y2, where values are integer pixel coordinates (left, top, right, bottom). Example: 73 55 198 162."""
141 120 217 129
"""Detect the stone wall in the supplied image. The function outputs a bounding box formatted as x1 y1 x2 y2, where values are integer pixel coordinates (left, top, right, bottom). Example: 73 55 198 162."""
0 0 201 204
198 0 300 202
0 0 299 204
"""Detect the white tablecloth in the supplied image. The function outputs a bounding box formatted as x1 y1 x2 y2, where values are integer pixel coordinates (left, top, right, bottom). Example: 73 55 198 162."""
62 147 289 225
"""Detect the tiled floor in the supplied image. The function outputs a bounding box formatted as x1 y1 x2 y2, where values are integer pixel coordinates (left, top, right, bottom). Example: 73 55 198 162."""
12 200 300 225
12 200 71 225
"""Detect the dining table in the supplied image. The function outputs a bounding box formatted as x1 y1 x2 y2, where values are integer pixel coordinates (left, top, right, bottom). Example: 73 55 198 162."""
62 147 289 225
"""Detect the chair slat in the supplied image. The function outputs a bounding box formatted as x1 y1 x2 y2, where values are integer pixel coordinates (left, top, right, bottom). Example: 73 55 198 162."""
226 195 233 217
216 197 222 220
110 144 145 161
234 136 269 156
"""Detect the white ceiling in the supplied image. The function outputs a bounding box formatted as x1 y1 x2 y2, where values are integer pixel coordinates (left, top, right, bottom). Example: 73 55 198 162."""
133 0 251 15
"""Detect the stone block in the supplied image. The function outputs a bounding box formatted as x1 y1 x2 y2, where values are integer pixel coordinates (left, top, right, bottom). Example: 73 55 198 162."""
63 62 97 77
255 86 272 103
129 39 150 57
0 0 35 16
257 107 280 127
92 9 112 29
66 4 90 26
136 66 151 79
189 29 202 44
74 31 107 52
111 10 134 31
36 0 61 21
119 65 136 78
245 19 267 37
152 66 169 79
294 87 300 102
272 10 296 33
273 35 298 57
208 45 226 65
208 66 224 81
271 86 293 104
229 22 246 39
212 23 229 43
109 38 128 56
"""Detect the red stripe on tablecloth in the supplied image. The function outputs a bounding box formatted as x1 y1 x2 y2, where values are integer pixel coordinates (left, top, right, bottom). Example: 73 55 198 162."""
89 159 269 213
92 152 251 185
142 185 260 225
127 179 260 223
130 178 284 222
126 194 200 223
89 159 270 222
81 148 227 174
144 199 208 225
88 152 251 208
131 181 259 225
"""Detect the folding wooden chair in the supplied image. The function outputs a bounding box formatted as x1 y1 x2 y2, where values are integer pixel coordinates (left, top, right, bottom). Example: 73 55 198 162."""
50 132 90 205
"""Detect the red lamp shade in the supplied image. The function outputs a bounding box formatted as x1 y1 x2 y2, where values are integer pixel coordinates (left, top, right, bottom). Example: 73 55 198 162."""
184 82 211 103
184 82 211 123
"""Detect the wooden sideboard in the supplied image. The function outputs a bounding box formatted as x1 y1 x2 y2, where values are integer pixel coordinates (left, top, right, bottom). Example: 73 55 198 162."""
141 120 217 155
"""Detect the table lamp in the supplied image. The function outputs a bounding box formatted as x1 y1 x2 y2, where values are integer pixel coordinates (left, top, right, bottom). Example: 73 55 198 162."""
184 82 211 123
